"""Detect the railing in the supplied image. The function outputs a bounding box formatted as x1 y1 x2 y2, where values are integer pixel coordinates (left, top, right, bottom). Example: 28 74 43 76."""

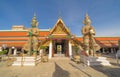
6 54 15 66
6 51 42 66
22 53 41 66
116 50 120 64
80 54 90 66
35 53 37 66
21 53 24 66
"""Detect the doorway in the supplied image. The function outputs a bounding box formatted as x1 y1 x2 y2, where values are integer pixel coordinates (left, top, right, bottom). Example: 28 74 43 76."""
53 39 69 57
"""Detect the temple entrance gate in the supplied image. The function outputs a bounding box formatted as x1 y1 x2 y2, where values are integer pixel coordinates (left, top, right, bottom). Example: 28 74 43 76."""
47 18 73 59
52 39 69 57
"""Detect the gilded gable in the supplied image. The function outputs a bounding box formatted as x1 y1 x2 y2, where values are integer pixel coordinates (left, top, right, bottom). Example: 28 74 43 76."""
50 18 71 35
52 23 66 34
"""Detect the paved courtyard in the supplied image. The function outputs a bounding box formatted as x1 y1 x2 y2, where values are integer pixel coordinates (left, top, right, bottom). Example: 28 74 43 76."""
0 54 120 77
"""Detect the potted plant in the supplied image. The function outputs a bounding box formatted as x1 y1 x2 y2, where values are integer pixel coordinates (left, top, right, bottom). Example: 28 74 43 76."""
0 50 8 61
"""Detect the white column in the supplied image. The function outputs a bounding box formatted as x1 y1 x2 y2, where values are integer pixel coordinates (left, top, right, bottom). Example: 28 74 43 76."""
114 48 116 53
69 40 72 58
49 41 52 59
0 47 2 52
111 48 114 53
102 48 105 53
39 49 43 57
13 48 17 55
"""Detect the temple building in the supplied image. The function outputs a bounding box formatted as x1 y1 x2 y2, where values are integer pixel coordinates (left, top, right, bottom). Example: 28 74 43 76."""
0 14 119 59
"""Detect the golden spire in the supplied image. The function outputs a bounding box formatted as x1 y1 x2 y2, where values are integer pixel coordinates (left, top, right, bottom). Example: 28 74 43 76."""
33 13 36 19
86 12 89 17
31 13 38 27
83 13 91 25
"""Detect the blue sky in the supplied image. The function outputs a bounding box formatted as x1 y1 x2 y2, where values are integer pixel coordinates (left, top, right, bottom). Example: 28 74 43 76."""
0 0 120 36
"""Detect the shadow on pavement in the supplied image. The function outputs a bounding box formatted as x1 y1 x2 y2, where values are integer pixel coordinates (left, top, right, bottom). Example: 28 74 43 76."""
69 63 92 77
52 62 69 77
110 62 120 67
91 66 120 77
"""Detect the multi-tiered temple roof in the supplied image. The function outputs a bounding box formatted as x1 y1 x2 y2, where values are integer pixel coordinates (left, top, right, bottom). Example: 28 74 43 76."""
0 15 119 48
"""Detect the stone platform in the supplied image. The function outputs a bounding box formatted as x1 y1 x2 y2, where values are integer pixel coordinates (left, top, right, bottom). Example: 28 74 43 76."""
80 56 111 66
12 56 41 66
0 54 120 77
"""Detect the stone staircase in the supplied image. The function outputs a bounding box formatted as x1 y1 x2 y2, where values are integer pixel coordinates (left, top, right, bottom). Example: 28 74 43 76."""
51 54 69 60
12 56 41 66
54 54 65 57
81 56 111 66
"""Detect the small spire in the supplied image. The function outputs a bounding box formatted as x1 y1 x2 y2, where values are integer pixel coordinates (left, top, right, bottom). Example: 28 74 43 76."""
83 13 91 25
31 13 38 27
33 12 36 20
34 12 36 17
86 12 88 17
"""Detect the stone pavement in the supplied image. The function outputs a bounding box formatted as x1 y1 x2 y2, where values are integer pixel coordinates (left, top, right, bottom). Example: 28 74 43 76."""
0 55 120 77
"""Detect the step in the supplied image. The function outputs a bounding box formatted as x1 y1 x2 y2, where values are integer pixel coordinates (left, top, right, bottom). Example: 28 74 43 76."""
12 61 22 66
81 56 111 66
12 56 41 66
23 61 35 66
12 61 36 66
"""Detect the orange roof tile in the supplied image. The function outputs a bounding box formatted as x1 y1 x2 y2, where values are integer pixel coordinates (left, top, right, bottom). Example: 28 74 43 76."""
0 31 27 37
39 31 49 36
0 38 28 41
95 37 120 41
0 42 26 47
0 31 120 47
0 31 49 37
